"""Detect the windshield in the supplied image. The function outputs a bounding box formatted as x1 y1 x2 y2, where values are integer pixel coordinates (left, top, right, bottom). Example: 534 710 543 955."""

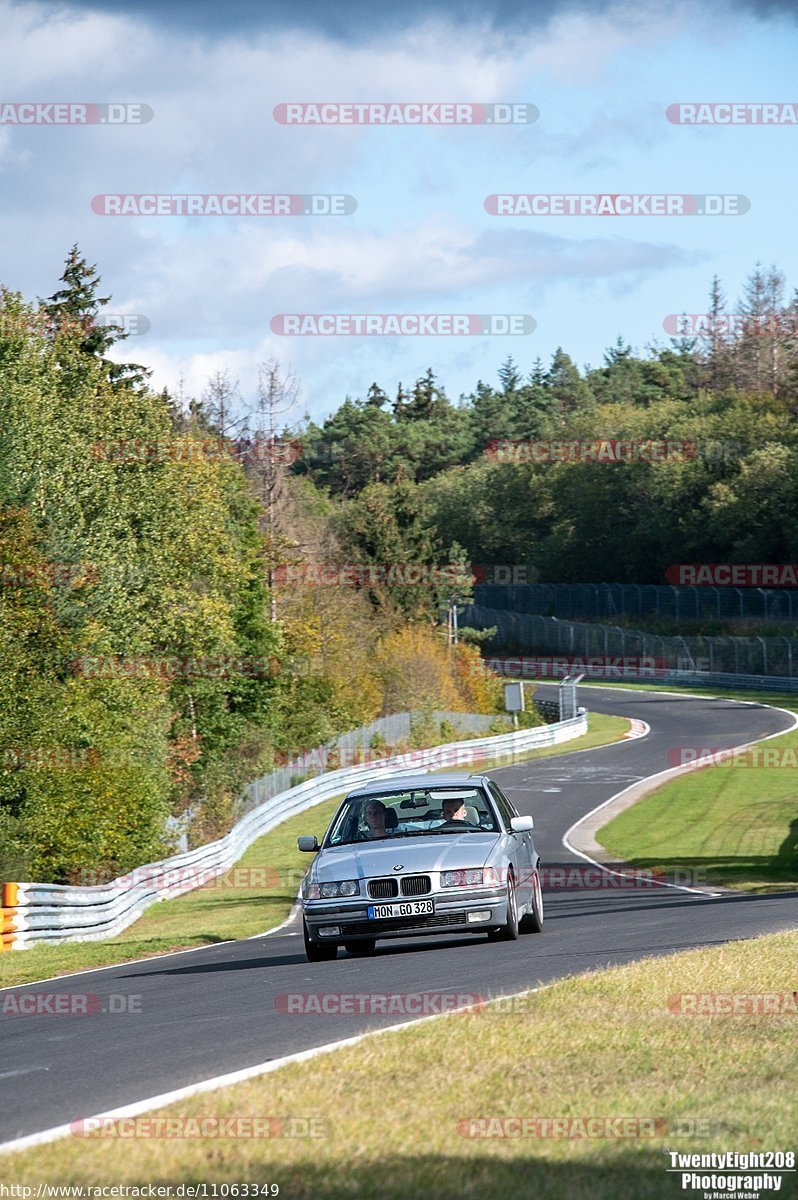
326 787 499 846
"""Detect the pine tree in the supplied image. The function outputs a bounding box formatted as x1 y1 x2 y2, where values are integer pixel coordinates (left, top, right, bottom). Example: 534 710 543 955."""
603 336 633 365
366 383 389 408
42 245 149 387
394 369 447 421
497 355 521 394
706 273 730 389
545 347 593 417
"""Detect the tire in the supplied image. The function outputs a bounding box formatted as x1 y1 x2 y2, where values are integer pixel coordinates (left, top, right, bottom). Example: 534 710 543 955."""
488 872 519 941
344 940 376 956
303 919 338 962
520 868 544 934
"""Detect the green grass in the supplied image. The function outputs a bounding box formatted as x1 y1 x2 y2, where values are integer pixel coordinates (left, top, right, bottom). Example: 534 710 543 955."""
6 929 796 1199
592 685 798 893
0 713 629 988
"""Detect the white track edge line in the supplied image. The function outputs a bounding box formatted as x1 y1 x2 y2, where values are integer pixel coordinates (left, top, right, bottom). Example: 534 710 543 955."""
562 698 798 897
0 985 547 1156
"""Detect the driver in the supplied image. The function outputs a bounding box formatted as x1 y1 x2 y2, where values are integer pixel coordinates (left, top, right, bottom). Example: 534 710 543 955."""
363 799 390 838
441 796 467 822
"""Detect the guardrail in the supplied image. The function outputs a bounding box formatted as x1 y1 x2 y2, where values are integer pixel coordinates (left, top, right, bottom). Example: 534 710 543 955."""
1 712 587 951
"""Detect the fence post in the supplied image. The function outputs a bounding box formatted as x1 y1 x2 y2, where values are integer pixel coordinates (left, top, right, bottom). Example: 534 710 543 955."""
558 674 583 721
671 585 680 621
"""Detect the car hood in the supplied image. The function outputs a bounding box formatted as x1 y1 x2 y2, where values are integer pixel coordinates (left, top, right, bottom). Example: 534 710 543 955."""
314 833 499 881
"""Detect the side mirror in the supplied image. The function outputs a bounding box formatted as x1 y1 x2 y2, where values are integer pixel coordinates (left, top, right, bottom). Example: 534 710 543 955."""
510 815 534 833
297 835 319 852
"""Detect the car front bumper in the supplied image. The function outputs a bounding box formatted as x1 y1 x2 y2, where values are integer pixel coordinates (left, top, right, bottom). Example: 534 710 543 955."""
302 888 509 943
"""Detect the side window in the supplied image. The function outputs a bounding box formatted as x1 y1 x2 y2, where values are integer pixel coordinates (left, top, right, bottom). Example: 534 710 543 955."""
487 781 516 829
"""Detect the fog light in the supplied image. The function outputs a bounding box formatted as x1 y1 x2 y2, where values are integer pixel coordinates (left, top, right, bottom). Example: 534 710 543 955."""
318 926 341 937
467 910 492 923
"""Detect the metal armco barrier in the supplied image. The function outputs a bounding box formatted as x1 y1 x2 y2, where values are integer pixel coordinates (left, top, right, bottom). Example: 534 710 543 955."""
1 713 587 951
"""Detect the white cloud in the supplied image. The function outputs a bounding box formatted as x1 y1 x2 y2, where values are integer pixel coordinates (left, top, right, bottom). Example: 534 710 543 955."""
0 0 789 417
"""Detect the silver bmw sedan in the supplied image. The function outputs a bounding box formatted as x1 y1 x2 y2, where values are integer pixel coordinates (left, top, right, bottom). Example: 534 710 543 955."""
297 772 544 961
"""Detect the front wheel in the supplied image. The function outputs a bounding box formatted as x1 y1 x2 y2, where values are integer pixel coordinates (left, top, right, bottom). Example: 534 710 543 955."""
520 868 544 934
303 919 338 962
488 873 519 941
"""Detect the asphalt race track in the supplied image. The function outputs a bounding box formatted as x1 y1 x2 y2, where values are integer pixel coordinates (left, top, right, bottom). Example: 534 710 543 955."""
1 686 796 1146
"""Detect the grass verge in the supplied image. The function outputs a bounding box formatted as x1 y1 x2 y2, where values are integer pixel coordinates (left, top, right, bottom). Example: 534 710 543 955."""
0 713 628 988
6 929 796 1198
591 687 798 893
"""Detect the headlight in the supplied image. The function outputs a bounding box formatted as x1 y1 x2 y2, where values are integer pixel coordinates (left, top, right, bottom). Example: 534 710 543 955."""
317 880 360 899
442 868 489 888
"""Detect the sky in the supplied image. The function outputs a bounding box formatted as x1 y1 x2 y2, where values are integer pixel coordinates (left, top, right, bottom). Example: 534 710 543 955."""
1 0 796 422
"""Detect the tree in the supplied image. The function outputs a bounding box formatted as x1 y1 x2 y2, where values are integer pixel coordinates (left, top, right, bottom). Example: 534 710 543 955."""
545 348 594 417
42 245 149 387
243 357 305 619
497 355 522 394
394 368 448 422
603 336 634 366
334 478 443 618
201 368 246 438
366 382 390 408
706 274 733 389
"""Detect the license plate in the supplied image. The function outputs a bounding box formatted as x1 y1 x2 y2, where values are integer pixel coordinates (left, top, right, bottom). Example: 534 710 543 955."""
367 899 434 920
